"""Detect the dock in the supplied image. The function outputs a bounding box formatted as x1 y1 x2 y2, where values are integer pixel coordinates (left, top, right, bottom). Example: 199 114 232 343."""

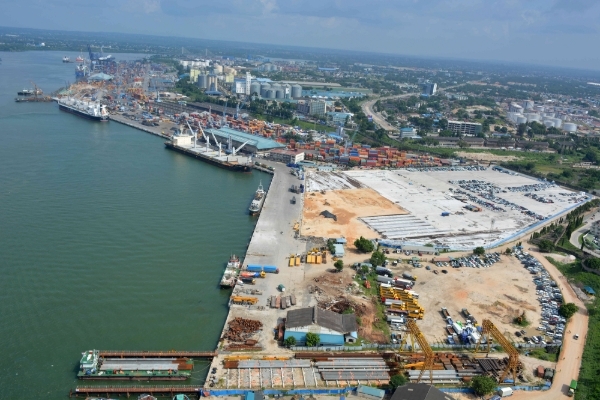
109 113 171 139
99 350 216 358
71 385 202 398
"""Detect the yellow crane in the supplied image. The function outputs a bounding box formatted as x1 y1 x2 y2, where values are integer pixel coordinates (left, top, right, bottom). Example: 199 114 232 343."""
474 319 520 383
399 319 434 384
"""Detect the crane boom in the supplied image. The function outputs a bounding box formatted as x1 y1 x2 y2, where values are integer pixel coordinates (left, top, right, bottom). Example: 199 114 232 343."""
399 320 434 384
233 140 250 155
474 319 520 383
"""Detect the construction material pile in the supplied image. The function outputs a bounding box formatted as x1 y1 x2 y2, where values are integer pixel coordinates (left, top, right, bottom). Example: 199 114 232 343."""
223 318 263 342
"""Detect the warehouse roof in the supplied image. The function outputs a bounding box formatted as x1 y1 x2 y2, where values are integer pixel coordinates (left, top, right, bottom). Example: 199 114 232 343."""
391 383 454 400
285 306 357 333
205 127 285 151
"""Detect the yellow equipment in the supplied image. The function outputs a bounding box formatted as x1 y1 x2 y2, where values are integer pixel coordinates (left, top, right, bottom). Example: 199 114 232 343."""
295 257 300 266
399 320 434 384
475 319 520 383
224 355 252 361
230 296 258 305
289 256 295 267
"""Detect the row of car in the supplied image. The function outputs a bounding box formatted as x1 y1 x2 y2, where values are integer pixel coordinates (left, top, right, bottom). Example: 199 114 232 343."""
435 253 501 269
405 166 487 172
452 188 507 212
513 247 564 345
506 182 555 193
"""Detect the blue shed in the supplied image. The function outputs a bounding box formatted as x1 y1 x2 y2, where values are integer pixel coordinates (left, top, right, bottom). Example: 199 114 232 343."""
584 286 596 295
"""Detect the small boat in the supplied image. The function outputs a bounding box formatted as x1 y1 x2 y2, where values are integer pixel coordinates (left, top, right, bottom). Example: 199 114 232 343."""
220 254 241 288
18 89 34 96
62 56 71 63
76 55 84 63
249 181 266 215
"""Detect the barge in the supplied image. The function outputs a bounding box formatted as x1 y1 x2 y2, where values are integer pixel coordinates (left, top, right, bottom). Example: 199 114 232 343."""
249 181 266 215
78 350 193 381
220 254 242 289
58 98 109 121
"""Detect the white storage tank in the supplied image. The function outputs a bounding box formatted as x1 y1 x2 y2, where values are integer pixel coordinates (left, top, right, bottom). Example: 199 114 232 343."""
535 105 545 112
260 83 271 97
544 120 555 128
250 82 261 96
524 100 534 109
553 118 562 128
291 84 303 98
516 116 527 124
563 122 577 132
212 64 223 74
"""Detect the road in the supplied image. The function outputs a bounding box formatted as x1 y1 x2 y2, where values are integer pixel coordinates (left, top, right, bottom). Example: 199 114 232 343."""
509 249 588 400
569 211 599 256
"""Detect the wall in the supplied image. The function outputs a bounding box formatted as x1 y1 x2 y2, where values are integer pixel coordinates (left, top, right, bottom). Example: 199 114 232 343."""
284 331 344 346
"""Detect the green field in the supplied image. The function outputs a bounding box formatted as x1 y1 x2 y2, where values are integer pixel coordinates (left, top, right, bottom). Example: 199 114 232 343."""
546 257 600 399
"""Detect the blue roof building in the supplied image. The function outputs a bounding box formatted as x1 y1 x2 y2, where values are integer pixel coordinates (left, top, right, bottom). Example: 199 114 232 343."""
584 286 596 295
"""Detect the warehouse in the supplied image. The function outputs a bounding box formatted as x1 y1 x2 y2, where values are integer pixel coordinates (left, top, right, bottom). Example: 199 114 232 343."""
284 306 358 345
268 149 305 164
204 127 285 154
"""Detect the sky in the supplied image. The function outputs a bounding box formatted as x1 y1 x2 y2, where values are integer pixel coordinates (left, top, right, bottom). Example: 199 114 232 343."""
1 0 599 70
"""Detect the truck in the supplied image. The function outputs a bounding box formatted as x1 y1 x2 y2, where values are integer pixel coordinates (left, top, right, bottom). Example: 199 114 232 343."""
246 265 280 274
241 277 256 284
402 272 417 281
441 307 450 318
497 387 513 397
376 266 392 276
263 265 280 274
568 380 577 397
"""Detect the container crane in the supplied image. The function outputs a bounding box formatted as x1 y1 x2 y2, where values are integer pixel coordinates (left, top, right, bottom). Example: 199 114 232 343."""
344 129 359 157
474 319 520 383
399 319 434 384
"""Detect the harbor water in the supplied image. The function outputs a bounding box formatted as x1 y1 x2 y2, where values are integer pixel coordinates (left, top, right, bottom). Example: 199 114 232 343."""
0 51 271 398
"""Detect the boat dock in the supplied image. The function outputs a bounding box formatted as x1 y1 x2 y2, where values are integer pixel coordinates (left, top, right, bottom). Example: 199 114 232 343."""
109 113 172 139
70 385 202 398
99 350 216 358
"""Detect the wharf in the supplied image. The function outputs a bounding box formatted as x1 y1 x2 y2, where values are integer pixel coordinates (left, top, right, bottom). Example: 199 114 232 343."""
71 385 202 398
99 350 216 358
109 113 172 139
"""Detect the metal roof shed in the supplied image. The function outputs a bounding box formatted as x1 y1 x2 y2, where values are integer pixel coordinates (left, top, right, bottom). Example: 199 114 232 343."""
333 244 345 257
336 238 347 244
584 286 596 295
357 385 385 400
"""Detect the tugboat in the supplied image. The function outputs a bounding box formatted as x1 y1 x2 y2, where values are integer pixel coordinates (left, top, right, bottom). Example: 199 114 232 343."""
62 56 71 63
220 254 241 289
249 181 266 215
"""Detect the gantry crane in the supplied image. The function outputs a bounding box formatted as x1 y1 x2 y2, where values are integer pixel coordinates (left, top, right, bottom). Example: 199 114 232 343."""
474 319 520 383
399 319 434 384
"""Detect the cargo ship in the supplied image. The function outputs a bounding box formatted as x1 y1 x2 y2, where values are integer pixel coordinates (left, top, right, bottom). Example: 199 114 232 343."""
164 125 252 172
78 350 193 381
58 97 109 121
18 88 42 96
220 254 241 288
249 181 266 215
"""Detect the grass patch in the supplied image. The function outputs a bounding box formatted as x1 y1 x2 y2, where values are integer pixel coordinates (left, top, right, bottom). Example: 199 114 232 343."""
527 347 559 362
546 257 600 399
255 115 318 131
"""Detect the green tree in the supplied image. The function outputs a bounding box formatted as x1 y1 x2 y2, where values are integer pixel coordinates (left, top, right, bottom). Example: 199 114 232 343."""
305 332 320 347
389 374 408 390
370 250 386 267
538 239 554 252
334 259 344 272
505 248 512 255
473 247 485 256
284 336 296 347
559 303 579 319
586 258 600 270
470 376 497 396
517 123 527 137
354 236 375 253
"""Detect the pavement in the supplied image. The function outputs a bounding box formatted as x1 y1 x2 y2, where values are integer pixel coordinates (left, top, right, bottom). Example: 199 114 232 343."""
569 211 600 257
509 249 589 400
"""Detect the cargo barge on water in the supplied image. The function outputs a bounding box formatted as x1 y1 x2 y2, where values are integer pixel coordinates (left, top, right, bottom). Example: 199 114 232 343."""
249 181 266 215
165 124 252 172
220 254 242 288
58 98 109 121
78 350 193 381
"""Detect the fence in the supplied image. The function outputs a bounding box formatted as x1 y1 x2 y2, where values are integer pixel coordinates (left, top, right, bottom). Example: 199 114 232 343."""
290 344 400 352
205 388 354 397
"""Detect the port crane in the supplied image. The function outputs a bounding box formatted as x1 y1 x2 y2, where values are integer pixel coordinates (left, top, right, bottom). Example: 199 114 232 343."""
343 128 359 157
399 319 434 384
474 319 521 383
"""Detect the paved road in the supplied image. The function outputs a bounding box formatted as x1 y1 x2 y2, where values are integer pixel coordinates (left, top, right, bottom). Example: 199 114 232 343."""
361 93 415 132
569 211 600 256
510 250 588 400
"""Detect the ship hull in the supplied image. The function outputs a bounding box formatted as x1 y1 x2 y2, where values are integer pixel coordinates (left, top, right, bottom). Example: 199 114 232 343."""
78 375 188 381
164 142 251 172
59 103 108 121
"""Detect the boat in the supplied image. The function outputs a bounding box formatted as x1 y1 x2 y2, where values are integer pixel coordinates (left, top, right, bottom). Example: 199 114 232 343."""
249 181 266 215
58 97 109 121
62 56 71 63
164 125 252 172
17 89 34 96
76 55 84 63
220 254 241 288
75 64 89 79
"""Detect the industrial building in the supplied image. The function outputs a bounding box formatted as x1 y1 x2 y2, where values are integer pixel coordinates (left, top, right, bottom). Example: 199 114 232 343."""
421 82 437 96
391 383 453 400
309 100 327 117
204 127 285 154
284 306 358 345
447 121 482 136
327 111 353 125
268 149 305 164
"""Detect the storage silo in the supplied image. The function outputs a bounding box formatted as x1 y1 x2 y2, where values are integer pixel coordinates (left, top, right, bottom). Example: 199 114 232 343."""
535 105 545 113
291 84 303 98
213 64 223 74
266 89 276 99
250 82 261 96
553 118 562 128
516 116 527 124
260 83 271 97
563 122 577 132
275 89 284 99
524 100 534 109
197 74 208 89
543 120 555 128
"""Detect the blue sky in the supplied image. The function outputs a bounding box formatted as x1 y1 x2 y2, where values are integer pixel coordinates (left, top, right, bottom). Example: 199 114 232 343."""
2 0 599 70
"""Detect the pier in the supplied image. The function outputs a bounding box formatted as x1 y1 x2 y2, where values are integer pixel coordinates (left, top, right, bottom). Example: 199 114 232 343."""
99 350 216 358
71 385 202 398
109 113 172 139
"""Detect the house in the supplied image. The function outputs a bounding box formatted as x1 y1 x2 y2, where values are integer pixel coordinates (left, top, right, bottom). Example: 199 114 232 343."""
284 306 358 345
357 385 385 400
333 244 345 257
391 383 455 400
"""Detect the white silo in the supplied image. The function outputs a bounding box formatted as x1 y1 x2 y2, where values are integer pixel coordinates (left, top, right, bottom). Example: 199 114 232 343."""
250 82 261 96
266 89 276 99
563 123 577 132
260 83 271 97
275 89 284 99
516 116 527 124
524 100 534 109
543 120 555 128
291 84 303 98
553 118 562 128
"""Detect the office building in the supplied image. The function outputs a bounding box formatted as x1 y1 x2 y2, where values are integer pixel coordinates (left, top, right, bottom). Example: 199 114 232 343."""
448 120 482 136
421 82 437 96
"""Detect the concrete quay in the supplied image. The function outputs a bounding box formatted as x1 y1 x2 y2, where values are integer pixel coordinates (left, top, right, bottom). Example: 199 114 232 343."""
109 113 173 139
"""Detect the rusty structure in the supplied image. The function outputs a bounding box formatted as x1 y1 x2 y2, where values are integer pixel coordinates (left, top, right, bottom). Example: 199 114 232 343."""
399 319 434 384
223 318 263 342
474 319 521 383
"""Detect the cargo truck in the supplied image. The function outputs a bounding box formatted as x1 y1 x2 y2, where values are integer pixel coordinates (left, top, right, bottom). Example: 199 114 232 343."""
245 265 280 274
568 380 577 397
376 266 392 276
497 387 513 397
402 272 417 281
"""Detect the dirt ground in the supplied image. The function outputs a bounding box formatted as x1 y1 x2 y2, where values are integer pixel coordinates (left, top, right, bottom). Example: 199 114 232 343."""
301 188 407 243
455 151 521 162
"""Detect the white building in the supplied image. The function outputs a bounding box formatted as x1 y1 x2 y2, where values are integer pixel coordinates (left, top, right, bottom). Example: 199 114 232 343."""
448 120 482 136
309 100 327 117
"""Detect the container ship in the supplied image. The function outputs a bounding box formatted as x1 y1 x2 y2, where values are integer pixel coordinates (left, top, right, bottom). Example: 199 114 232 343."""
78 350 193 381
220 254 241 288
58 98 109 121
164 124 252 172
249 181 266 215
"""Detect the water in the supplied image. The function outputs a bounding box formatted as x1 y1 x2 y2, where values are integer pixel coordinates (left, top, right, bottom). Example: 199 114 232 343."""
0 51 269 398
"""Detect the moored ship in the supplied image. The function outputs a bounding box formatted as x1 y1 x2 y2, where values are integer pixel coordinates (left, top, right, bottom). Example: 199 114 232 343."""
249 181 266 215
58 97 109 121
220 254 241 288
